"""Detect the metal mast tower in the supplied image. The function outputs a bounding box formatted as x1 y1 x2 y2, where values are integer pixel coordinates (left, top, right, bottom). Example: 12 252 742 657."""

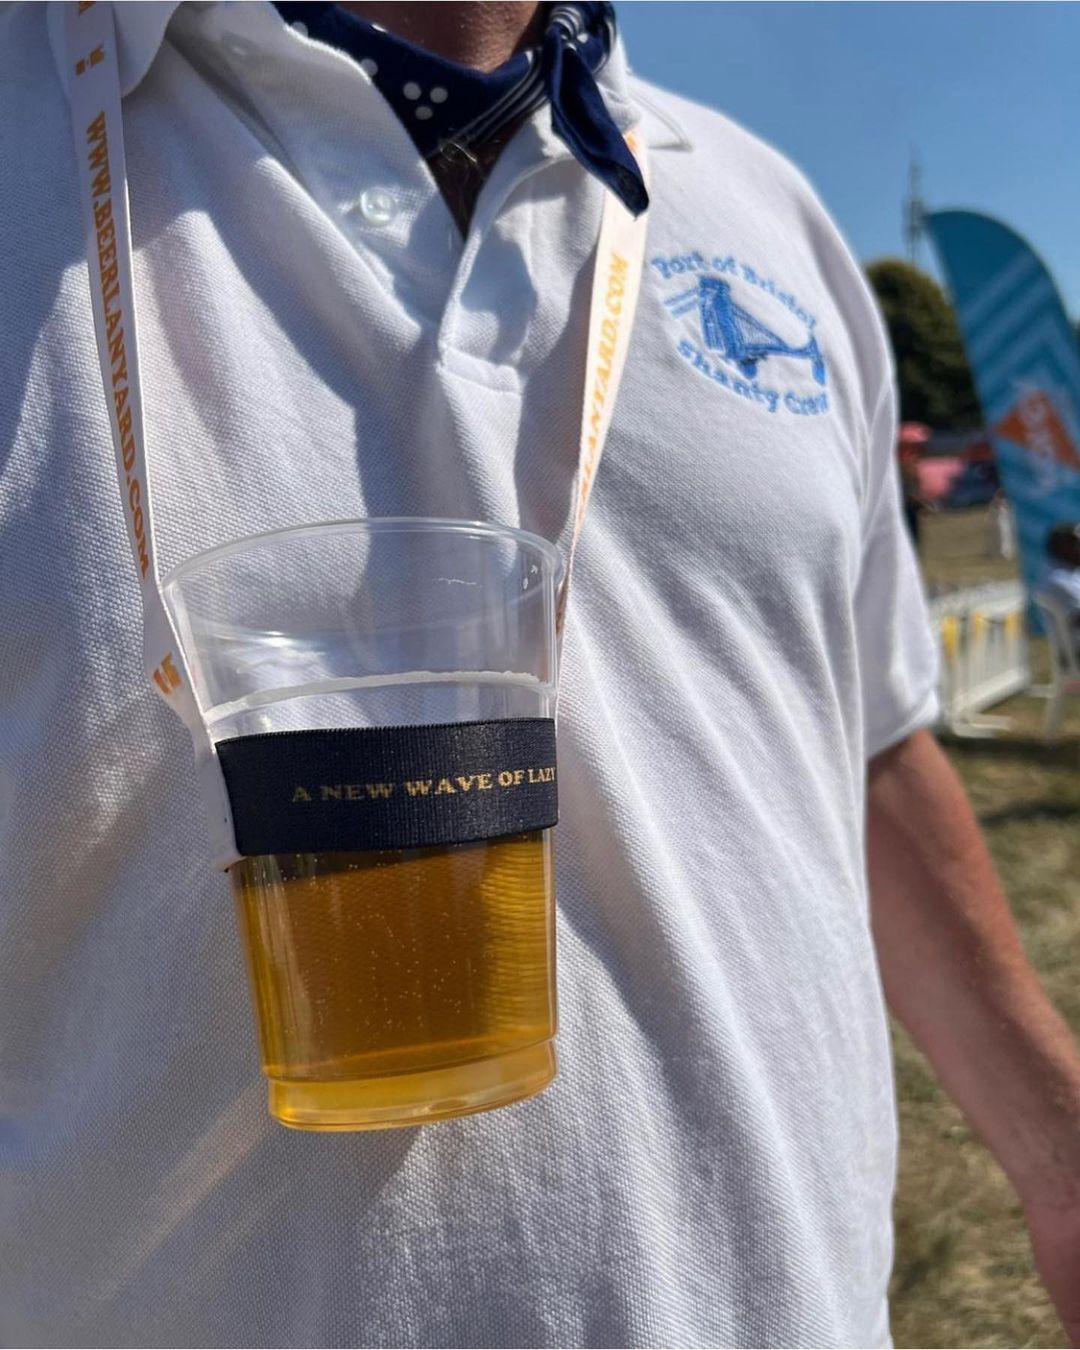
904 151 925 265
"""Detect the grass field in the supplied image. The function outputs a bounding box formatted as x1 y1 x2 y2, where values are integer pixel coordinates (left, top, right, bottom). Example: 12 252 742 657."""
889 506 1080 1349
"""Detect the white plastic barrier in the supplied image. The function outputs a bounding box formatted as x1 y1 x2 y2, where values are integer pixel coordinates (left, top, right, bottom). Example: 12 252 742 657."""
928 581 1031 735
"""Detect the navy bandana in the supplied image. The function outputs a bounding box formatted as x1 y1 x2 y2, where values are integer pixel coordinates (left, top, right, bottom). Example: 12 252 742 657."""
272 2 648 216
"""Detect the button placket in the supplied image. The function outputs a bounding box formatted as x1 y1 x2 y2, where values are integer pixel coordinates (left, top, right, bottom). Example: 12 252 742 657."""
436 127 570 360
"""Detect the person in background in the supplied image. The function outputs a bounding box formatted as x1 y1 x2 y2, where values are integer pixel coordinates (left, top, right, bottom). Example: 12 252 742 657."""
1043 521 1080 646
3 3 1080 1347
988 487 1017 559
899 420 932 547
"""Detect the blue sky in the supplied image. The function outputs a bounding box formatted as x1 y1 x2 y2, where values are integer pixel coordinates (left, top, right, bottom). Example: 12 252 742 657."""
618 2 1080 317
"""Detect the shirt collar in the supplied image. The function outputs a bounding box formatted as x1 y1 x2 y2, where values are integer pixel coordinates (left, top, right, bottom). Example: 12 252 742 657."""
50 0 184 97
49 1 691 154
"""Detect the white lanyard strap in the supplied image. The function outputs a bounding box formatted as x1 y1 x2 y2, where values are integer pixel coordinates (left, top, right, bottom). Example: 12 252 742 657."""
63 1 205 740
62 0 647 860
64 0 235 863
559 129 650 635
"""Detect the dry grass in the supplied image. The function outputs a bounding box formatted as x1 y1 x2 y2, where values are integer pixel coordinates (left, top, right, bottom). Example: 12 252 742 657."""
920 503 1020 595
889 507 1080 1349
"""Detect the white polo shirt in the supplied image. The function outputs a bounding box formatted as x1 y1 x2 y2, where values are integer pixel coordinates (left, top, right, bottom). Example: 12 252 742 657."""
0 3 938 1346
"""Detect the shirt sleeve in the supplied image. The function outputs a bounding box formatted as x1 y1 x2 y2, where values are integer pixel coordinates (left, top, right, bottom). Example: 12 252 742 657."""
854 379 941 759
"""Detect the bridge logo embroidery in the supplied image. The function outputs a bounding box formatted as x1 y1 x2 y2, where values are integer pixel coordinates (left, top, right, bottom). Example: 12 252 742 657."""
652 252 830 417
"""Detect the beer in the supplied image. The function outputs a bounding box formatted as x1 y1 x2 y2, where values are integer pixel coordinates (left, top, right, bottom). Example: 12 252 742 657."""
231 830 557 1129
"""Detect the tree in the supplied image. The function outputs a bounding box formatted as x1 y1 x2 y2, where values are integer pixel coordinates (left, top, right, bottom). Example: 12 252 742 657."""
865 259 980 431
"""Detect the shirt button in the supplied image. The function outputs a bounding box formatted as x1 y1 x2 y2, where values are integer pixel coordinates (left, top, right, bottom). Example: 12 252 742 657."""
351 188 397 227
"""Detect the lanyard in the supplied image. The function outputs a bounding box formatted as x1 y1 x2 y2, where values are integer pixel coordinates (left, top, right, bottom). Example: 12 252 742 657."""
62 0 648 866
558 126 649 635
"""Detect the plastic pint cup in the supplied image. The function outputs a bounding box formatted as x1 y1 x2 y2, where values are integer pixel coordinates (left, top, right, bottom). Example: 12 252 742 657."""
162 520 562 1130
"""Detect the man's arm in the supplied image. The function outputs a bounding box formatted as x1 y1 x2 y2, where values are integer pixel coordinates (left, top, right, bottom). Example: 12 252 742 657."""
867 729 1080 1344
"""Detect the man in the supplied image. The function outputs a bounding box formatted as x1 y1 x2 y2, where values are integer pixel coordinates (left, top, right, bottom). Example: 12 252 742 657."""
897 420 930 548
2 2 1078 1345
1043 522 1080 644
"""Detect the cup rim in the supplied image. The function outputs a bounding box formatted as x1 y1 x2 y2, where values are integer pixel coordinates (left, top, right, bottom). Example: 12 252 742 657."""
160 517 565 591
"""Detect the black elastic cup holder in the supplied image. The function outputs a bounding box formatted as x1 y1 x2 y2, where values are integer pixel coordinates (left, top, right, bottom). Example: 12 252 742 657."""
216 719 558 855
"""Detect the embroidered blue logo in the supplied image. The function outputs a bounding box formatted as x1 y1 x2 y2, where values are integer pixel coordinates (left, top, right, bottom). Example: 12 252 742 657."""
652 252 830 417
